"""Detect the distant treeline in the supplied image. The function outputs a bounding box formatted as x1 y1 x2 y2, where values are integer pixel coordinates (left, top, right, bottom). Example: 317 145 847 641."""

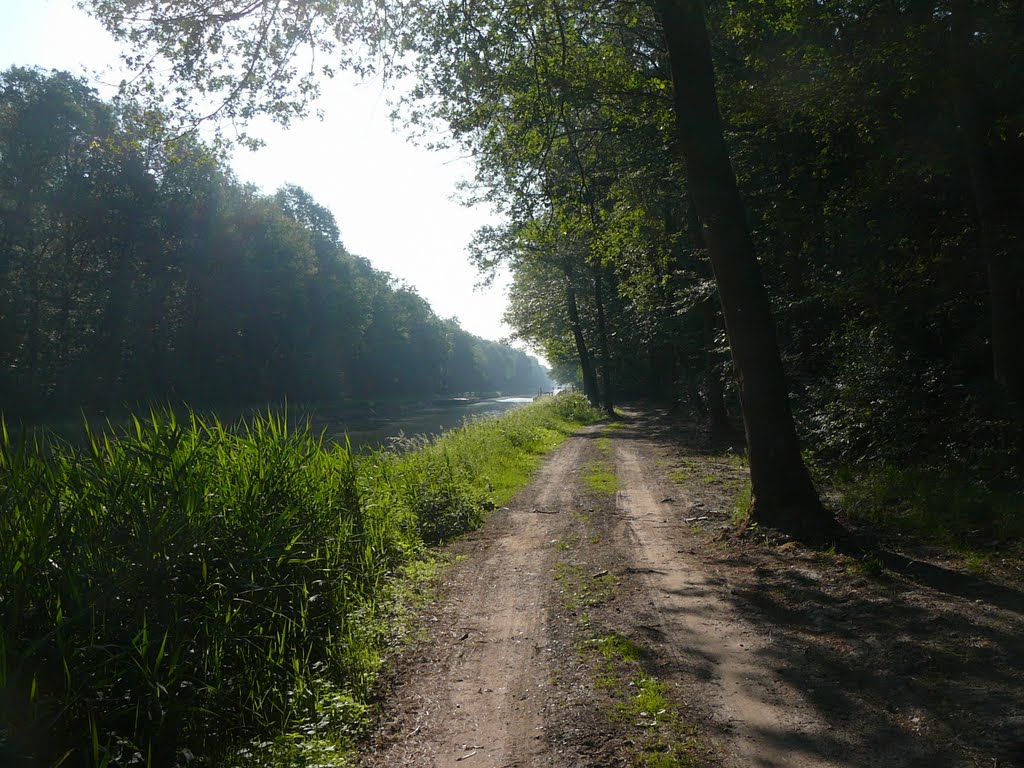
0 67 550 420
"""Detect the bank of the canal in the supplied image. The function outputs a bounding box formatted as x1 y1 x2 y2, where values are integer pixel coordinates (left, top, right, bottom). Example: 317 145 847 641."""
14 396 539 450
2 393 599 768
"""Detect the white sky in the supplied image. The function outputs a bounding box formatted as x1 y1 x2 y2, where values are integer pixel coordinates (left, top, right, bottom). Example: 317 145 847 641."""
0 0 520 348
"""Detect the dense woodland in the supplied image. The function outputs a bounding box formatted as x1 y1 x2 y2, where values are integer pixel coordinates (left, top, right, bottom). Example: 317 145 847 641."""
386 0 1021 533
2 2 1023 764
7 0 1024 525
475 0 1022 455
0 67 551 421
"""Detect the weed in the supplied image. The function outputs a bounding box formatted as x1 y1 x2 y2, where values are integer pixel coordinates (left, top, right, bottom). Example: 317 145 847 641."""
964 552 991 576
616 676 669 724
553 534 581 552
668 468 690 485
732 480 753 526
552 562 617 611
578 636 707 768
849 553 887 578
723 452 748 469
586 633 643 663
838 463 1024 548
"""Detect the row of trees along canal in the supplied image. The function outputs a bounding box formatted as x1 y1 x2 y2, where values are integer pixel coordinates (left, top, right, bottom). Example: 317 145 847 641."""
0 68 552 424
20 0 1024 543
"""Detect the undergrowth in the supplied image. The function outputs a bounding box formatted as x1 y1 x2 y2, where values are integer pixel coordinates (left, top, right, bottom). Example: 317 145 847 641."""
835 463 1024 550
0 392 600 767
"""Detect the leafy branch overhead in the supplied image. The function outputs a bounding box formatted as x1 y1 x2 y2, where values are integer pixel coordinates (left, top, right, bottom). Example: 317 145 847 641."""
75 0 1024 534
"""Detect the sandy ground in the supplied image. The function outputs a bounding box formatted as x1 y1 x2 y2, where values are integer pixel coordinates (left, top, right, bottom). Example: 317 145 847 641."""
360 408 1024 768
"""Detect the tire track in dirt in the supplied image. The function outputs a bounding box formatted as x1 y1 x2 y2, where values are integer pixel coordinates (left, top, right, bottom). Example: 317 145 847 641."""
613 427 839 768
363 429 598 767
365 409 1022 768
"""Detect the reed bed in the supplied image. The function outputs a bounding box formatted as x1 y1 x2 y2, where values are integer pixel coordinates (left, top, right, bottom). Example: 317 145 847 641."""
0 393 599 767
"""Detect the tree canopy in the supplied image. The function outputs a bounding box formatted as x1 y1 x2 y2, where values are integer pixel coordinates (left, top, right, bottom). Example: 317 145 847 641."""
63 0 1024 538
0 67 551 420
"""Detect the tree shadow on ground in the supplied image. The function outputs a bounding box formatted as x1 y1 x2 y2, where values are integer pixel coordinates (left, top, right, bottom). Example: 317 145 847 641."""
619 404 1024 767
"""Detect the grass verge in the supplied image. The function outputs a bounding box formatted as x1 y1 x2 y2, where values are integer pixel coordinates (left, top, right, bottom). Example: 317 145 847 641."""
0 393 600 767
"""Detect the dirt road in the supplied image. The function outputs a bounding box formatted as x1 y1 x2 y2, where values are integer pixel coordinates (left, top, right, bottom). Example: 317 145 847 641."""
362 409 1024 767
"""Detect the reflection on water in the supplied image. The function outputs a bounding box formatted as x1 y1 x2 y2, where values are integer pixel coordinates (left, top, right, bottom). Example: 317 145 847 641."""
24 396 538 452
313 396 536 451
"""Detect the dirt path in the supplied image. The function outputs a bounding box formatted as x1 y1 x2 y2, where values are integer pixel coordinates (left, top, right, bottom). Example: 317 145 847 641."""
363 430 597 767
362 409 1024 768
613 438 838 767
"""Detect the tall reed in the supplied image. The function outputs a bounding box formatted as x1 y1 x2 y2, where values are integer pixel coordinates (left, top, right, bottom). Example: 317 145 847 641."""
0 393 599 766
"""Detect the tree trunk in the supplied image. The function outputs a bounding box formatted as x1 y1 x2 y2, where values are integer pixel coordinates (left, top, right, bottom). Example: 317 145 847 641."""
565 280 599 406
593 269 615 417
701 297 730 436
950 0 1024 407
655 0 835 542
687 196 732 436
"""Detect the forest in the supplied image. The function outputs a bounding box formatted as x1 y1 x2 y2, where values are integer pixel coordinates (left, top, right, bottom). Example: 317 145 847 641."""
0 67 552 422
381 0 1021 538
0 0 1019 552
1 0 1023 764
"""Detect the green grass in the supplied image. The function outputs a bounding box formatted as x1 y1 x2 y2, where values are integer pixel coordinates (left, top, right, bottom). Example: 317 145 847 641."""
583 461 619 495
586 633 643 663
552 562 618 611
837 463 1024 549
668 467 690 484
578 634 706 768
847 552 888 579
732 480 753 526
0 392 601 766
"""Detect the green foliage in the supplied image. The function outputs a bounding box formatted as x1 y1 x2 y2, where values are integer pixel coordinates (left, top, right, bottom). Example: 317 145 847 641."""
838 464 1024 548
71 0 1024 544
583 461 619 495
0 67 552 422
586 633 643 664
0 393 598 766
0 410 381 764
579 634 705 768
553 562 618 612
732 481 753 527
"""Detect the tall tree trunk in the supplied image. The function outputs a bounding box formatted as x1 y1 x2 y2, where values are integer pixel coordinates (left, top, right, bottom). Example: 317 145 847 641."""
593 269 615 417
950 0 1024 406
566 280 599 406
655 0 835 542
687 197 731 436
701 297 730 436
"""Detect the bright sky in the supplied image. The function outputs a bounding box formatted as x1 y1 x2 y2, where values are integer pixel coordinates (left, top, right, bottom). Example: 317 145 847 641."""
0 0 518 347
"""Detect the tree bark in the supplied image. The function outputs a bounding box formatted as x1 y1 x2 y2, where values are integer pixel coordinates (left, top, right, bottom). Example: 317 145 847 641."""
701 297 730 436
950 0 1024 407
686 197 732 436
565 280 599 406
655 0 835 541
593 269 616 417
